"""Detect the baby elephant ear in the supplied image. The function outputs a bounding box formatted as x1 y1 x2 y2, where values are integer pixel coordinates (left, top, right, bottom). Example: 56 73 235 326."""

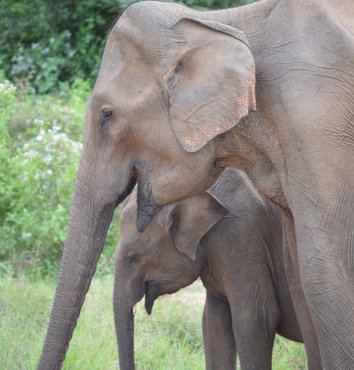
165 18 256 153
168 194 227 261
207 168 264 215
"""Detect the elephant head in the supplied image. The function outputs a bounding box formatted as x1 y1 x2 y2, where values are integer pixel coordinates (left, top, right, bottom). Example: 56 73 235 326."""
38 2 255 368
88 1 255 227
114 190 226 370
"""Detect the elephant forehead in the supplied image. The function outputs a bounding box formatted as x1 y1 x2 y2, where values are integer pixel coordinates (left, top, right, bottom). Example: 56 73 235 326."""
95 3 191 96
111 2 189 62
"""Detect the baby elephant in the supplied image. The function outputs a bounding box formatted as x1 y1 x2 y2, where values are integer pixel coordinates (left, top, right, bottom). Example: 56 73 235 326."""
114 168 303 370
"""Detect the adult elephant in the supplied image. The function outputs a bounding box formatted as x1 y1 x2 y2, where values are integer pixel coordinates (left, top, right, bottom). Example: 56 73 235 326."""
38 0 354 369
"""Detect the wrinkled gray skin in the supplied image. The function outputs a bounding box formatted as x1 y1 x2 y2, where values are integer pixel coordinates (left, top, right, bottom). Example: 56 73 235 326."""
38 0 354 369
114 168 308 370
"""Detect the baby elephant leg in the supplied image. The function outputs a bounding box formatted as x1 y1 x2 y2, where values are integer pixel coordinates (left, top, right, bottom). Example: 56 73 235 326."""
203 292 236 370
230 300 277 370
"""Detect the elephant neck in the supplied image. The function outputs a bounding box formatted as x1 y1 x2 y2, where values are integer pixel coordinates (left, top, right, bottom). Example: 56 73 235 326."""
203 0 283 54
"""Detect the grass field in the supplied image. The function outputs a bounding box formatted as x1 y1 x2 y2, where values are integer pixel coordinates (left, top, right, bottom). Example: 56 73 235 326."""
0 275 307 369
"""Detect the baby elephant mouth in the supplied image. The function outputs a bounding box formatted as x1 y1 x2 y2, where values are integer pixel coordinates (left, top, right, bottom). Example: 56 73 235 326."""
144 281 159 315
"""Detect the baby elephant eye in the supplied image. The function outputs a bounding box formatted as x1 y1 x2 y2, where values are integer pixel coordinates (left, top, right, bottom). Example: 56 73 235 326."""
127 252 139 264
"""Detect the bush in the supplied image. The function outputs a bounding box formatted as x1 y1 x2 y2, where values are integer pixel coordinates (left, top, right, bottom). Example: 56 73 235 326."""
0 76 120 277
181 0 253 10
0 0 134 93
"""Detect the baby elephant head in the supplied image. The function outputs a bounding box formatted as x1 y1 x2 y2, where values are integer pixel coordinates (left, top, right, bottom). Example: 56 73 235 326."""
113 190 226 370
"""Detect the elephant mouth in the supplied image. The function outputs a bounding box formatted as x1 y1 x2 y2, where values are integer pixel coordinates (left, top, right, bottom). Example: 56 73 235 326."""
115 166 160 232
115 167 138 206
128 281 158 317
143 281 182 315
144 281 159 315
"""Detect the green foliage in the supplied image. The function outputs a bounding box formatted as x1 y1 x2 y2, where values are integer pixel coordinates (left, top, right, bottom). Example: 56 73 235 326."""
180 0 253 11
0 75 120 277
0 277 307 369
0 0 254 93
1 0 134 93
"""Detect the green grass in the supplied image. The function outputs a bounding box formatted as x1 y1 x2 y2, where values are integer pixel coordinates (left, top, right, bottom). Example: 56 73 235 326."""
0 276 307 369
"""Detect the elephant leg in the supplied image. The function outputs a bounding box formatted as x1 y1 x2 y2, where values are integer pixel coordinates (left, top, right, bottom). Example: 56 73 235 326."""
281 108 354 369
202 291 236 370
286 160 354 370
230 300 276 370
295 212 354 370
232 322 274 370
282 211 323 370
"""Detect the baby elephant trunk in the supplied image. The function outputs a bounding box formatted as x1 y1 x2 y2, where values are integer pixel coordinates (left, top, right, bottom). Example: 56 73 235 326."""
114 277 136 370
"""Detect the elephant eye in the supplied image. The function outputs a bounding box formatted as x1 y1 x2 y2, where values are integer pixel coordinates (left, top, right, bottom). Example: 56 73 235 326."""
100 107 113 120
99 107 114 133
127 252 139 264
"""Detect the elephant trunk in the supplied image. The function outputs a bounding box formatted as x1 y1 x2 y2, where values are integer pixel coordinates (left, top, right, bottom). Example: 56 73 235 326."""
37 164 135 369
114 274 136 370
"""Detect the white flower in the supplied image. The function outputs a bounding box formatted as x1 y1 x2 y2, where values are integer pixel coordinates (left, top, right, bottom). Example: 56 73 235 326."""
44 155 52 164
0 80 16 93
22 232 32 239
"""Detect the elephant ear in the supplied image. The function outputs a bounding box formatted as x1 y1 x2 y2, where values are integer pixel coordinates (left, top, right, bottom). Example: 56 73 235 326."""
207 167 265 216
165 194 227 261
164 18 256 153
